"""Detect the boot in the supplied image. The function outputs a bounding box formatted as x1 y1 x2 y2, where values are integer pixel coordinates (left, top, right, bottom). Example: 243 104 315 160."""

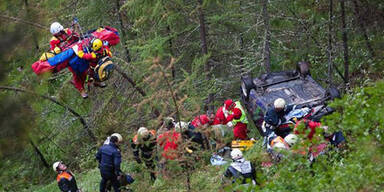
94 81 107 88
80 90 88 99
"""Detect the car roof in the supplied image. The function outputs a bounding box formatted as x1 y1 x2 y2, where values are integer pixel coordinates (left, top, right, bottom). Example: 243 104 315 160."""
249 71 326 111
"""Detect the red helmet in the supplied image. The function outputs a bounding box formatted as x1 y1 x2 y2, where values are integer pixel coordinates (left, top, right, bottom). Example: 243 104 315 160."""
224 99 234 110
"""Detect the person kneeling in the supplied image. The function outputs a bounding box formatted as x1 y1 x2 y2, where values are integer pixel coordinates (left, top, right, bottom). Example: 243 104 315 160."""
223 149 257 186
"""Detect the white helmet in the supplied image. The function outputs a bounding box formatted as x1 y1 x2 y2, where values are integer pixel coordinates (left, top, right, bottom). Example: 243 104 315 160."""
50 22 64 35
274 98 286 109
111 133 123 143
52 161 61 171
137 127 149 137
285 134 298 146
230 149 243 160
272 142 288 150
175 121 188 132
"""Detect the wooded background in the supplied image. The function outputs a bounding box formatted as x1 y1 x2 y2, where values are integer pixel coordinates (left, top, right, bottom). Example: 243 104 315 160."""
0 0 383 191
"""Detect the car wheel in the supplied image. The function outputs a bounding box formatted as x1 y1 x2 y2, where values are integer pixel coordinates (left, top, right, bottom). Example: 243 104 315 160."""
241 75 255 99
327 87 341 100
296 61 310 77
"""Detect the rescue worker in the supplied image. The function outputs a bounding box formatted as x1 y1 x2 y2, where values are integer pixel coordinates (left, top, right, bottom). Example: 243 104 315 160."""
188 112 215 129
224 99 249 140
52 161 81 192
131 127 157 181
157 117 176 135
71 38 112 98
264 98 296 137
212 106 228 125
49 22 79 53
96 133 123 192
49 22 80 73
223 149 257 185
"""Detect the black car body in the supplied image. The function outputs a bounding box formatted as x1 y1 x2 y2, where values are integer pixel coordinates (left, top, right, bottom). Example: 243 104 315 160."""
240 63 339 136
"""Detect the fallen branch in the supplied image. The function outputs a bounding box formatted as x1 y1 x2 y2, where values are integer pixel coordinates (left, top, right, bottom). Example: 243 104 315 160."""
0 15 48 30
0 86 96 143
114 65 146 96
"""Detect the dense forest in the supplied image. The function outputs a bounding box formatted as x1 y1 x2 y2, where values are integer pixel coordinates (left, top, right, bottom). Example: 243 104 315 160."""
0 0 383 191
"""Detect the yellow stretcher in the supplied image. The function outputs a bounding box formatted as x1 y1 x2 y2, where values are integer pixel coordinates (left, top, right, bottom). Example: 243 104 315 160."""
231 140 256 151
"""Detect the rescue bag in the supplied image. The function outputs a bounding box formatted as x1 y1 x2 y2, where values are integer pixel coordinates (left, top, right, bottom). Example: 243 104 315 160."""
93 57 114 82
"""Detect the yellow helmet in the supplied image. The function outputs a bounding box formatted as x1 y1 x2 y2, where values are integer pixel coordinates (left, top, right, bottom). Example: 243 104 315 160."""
91 38 103 51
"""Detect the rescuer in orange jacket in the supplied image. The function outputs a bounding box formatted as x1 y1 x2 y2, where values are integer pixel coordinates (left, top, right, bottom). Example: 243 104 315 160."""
52 161 81 192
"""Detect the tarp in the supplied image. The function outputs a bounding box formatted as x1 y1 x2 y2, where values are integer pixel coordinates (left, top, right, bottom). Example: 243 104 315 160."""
91 26 120 46
32 60 55 75
48 49 75 66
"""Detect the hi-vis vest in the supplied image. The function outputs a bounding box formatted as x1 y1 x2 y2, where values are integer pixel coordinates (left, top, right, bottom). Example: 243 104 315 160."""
56 171 73 182
229 101 248 125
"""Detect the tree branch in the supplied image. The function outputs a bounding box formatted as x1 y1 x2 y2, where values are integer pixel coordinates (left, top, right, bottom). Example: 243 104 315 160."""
0 15 48 30
0 86 96 143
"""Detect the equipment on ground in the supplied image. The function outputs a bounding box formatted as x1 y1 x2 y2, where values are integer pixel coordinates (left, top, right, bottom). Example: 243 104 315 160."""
231 140 256 151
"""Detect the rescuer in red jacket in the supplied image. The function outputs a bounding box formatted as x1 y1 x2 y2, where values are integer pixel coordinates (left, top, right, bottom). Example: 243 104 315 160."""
212 106 228 125
225 99 249 140
49 22 79 53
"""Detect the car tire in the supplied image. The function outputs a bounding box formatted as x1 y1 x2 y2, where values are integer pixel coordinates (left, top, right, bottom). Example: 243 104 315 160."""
241 75 255 100
327 87 341 100
296 61 310 77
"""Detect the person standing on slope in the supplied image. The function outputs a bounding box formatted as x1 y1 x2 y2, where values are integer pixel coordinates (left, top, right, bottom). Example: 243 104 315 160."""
96 133 123 192
224 99 249 140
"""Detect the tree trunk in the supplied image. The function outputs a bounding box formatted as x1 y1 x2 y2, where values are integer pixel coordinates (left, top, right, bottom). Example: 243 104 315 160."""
352 0 375 58
340 0 349 85
29 139 49 168
197 0 214 111
0 86 96 143
262 0 271 73
327 0 334 85
167 25 176 79
114 65 146 96
115 0 132 62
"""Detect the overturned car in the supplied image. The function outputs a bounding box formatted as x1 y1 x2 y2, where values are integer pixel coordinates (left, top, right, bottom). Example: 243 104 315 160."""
240 62 340 137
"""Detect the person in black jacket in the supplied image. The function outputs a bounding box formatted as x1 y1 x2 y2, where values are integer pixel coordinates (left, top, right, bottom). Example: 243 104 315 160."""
96 133 123 192
131 127 157 181
53 161 81 192
264 98 295 137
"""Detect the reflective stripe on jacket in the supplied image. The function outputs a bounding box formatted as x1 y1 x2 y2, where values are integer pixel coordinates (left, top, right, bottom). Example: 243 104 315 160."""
230 101 248 125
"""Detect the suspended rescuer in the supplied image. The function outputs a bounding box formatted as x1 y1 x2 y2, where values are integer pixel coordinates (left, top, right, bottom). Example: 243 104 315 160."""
224 99 249 140
223 149 257 186
52 161 81 192
71 38 112 98
49 22 79 53
46 22 80 73
131 127 157 181
96 133 123 192
264 98 296 137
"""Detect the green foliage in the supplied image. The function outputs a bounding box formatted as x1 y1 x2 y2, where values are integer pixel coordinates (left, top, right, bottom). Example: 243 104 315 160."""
0 0 383 191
